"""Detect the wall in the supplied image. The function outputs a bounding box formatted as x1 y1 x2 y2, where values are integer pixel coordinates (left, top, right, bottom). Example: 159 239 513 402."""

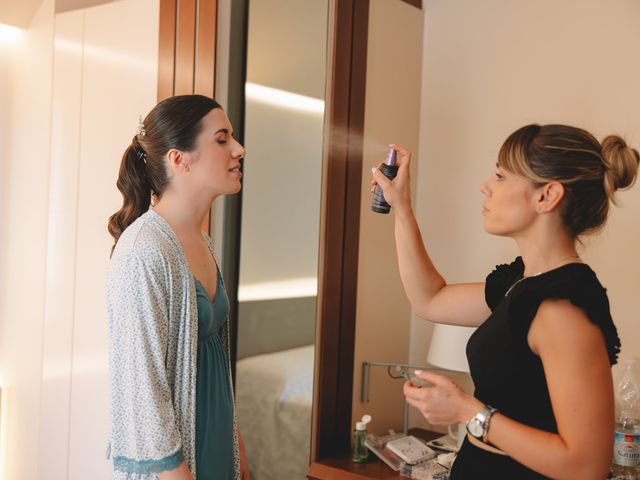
0 2 54 478
409 0 640 429
0 28 9 480
0 0 159 478
350 0 424 436
0 25 16 387
0 0 43 28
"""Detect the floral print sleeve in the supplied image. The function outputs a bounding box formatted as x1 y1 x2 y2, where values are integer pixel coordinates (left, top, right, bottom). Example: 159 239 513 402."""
107 250 184 477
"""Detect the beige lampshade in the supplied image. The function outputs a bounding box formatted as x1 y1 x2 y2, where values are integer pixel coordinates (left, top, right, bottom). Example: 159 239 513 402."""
426 324 475 373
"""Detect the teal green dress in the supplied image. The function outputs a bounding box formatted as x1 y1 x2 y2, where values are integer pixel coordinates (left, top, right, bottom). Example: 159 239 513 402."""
194 273 235 479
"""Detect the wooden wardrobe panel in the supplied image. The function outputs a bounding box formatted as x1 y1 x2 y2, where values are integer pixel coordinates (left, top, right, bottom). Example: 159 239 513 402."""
195 0 217 98
157 0 177 101
174 0 196 95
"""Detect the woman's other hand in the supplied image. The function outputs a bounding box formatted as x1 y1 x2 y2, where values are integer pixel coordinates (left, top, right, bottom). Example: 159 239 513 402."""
371 144 413 213
403 370 482 425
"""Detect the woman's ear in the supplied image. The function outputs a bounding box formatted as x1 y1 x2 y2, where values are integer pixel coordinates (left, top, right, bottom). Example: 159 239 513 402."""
535 181 565 213
166 148 191 173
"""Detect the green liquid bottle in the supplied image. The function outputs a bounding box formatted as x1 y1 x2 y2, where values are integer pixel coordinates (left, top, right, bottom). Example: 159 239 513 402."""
352 414 372 463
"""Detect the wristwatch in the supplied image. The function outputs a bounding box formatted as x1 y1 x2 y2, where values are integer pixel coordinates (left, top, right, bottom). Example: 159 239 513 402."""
466 405 498 443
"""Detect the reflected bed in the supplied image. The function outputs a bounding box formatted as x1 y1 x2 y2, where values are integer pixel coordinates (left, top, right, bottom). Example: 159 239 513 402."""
235 344 314 480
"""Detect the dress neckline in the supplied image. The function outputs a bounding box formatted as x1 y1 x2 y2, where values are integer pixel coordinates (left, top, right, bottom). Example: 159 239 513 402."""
194 275 220 306
505 259 587 298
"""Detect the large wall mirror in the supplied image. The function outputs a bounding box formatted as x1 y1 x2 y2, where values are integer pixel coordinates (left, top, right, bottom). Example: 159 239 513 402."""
222 0 373 474
232 0 329 478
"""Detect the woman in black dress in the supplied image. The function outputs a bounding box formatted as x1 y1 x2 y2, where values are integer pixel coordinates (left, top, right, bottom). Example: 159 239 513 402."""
371 124 639 479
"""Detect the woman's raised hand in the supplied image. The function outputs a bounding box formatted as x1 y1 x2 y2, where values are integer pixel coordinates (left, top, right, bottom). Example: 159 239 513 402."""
370 144 413 212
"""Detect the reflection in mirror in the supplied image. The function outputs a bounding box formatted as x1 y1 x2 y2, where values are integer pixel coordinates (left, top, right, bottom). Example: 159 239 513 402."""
233 0 329 478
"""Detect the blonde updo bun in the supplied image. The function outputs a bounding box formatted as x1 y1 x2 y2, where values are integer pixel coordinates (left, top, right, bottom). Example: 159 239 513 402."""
601 135 640 204
498 124 639 238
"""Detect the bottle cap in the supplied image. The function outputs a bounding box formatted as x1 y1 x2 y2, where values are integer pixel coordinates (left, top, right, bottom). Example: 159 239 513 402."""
356 414 372 431
385 148 397 166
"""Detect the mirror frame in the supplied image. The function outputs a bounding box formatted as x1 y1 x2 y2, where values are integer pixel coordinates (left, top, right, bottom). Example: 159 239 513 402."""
310 0 423 461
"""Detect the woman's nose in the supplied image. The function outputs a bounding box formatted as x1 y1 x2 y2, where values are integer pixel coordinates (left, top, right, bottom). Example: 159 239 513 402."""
480 179 491 196
232 139 246 159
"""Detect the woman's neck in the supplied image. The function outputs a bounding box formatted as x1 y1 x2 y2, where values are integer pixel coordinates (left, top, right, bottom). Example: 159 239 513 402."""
153 190 217 236
515 231 580 277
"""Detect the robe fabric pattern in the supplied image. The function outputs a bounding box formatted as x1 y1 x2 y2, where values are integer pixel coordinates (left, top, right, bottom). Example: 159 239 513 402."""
106 209 240 479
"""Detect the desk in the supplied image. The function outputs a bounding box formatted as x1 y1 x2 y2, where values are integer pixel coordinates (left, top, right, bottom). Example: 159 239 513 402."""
308 430 622 480
307 429 442 480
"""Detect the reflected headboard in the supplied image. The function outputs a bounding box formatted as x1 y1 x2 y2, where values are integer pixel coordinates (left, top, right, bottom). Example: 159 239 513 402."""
236 296 316 359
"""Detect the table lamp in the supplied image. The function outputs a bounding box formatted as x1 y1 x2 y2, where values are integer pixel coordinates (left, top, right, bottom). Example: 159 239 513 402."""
425 324 475 451
426 323 474 373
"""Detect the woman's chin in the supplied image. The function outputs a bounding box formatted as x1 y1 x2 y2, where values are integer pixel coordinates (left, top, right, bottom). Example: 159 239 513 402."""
482 221 506 237
227 183 242 195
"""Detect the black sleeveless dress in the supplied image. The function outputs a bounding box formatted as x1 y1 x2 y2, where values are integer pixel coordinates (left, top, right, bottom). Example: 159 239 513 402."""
450 257 620 479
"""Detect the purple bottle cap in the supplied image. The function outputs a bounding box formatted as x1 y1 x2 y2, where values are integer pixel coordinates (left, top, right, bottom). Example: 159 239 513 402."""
385 148 397 166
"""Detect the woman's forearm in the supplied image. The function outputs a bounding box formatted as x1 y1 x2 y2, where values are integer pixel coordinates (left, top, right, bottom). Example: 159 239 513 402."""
394 205 446 313
485 412 611 480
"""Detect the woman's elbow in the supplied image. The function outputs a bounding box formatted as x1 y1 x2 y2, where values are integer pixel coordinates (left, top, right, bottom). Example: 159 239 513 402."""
563 455 611 480
572 466 610 480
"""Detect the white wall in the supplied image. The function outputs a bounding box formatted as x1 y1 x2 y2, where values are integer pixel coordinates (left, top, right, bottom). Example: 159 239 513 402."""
0 26 16 380
0 32 9 479
0 2 55 478
0 0 159 478
409 0 640 428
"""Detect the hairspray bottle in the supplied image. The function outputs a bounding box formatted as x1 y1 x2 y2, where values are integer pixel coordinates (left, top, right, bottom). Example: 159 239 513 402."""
371 148 398 214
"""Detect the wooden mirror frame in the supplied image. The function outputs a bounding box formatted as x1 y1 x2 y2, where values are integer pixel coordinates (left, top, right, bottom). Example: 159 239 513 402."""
310 0 369 460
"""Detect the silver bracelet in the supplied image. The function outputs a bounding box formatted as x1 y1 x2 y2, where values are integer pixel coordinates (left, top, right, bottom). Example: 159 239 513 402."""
482 406 498 443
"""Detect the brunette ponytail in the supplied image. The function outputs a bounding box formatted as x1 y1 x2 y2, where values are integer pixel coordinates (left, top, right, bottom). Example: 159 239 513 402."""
107 137 153 248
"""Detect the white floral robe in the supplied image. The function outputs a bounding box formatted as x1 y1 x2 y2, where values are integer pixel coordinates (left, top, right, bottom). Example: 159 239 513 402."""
106 209 240 479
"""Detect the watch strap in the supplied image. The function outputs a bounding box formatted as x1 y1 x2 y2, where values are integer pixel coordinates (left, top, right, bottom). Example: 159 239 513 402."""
466 404 498 442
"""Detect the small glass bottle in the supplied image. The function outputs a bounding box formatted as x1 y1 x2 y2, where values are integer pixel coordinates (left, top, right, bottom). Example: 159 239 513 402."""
352 414 372 463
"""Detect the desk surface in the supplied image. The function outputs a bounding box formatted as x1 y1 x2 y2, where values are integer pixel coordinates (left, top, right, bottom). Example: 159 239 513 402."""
308 430 621 479
307 429 442 480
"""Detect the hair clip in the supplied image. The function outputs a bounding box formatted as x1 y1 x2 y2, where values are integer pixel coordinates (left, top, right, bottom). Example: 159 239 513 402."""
136 115 146 137
136 148 147 164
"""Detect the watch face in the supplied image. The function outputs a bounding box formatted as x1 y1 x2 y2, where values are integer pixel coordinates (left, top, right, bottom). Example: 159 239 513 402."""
467 419 484 438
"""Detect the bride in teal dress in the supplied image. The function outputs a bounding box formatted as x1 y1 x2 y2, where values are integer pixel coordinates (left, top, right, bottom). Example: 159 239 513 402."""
107 94 250 480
